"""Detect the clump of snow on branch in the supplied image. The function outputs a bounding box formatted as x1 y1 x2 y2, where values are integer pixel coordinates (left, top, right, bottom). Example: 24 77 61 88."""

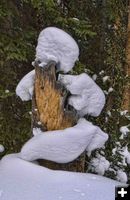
102 76 110 83
59 73 105 117
0 144 5 153
110 142 130 183
92 74 97 81
20 118 108 163
120 110 128 116
0 154 124 200
108 87 113 93
119 146 130 166
5 89 9 93
88 153 110 175
16 70 35 101
35 27 79 73
119 126 129 139
116 170 128 183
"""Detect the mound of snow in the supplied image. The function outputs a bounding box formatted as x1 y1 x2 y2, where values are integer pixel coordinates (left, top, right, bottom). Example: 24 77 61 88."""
0 154 124 200
59 73 105 117
20 118 108 163
35 27 79 73
16 70 35 101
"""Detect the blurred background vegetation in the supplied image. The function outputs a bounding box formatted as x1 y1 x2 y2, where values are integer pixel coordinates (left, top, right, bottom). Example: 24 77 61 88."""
0 0 130 182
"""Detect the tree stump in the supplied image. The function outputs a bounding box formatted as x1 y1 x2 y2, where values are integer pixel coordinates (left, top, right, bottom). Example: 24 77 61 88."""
31 61 85 172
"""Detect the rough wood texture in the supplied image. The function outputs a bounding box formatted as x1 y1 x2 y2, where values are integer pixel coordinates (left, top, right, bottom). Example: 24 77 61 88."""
32 61 85 172
38 152 86 172
122 4 130 112
34 61 77 130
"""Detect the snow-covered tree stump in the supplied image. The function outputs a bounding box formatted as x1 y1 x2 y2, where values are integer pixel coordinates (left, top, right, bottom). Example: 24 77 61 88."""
32 61 85 172
17 27 108 174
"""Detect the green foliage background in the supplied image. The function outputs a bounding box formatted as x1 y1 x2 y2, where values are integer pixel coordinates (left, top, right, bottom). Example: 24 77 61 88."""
0 0 130 182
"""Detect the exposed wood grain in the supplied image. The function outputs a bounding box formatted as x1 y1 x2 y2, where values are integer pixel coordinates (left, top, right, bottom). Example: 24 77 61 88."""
31 61 85 172
34 61 76 131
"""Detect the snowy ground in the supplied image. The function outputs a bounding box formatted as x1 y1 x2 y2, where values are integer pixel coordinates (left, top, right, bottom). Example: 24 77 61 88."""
0 154 125 200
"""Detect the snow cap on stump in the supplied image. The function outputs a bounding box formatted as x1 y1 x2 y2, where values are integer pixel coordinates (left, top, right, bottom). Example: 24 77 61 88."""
35 27 79 73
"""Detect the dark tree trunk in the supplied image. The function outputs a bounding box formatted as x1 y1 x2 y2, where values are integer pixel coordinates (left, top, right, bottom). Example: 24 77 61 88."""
122 3 130 112
99 0 107 69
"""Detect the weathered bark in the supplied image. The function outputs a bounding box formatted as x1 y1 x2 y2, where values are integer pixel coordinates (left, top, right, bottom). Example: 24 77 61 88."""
122 4 130 112
31 61 85 172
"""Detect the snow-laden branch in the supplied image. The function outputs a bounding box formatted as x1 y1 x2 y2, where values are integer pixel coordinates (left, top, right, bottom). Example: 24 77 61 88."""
20 118 108 163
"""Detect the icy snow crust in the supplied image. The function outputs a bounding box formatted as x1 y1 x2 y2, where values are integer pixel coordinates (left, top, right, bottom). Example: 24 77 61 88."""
59 73 105 117
0 154 124 200
16 70 35 101
21 118 108 163
35 27 79 72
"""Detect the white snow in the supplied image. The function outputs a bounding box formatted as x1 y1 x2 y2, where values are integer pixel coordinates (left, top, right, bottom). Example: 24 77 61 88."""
29 111 32 115
120 126 129 138
116 170 128 183
0 190 3 198
108 87 113 93
120 146 130 165
57 0 61 5
32 128 44 136
5 89 9 93
107 110 111 117
72 17 80 21
99 70 104 75
120 110 128 116
20 118 108 163
37 121 42 125
16 71 105 117
89 153 110 175
0 144 4 153
59 73 105 117
92 74 97 81
103 90 108 95
0 154 125 200
35 27 79 73
103 76 110 83
16 70 35 101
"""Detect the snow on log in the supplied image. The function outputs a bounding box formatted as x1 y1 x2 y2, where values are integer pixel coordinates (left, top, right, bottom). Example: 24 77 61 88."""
20 118 108 163
59 73 105 117
35 27 79 73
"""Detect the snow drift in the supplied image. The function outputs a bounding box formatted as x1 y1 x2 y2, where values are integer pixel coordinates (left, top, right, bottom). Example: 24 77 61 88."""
0 154 124 200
